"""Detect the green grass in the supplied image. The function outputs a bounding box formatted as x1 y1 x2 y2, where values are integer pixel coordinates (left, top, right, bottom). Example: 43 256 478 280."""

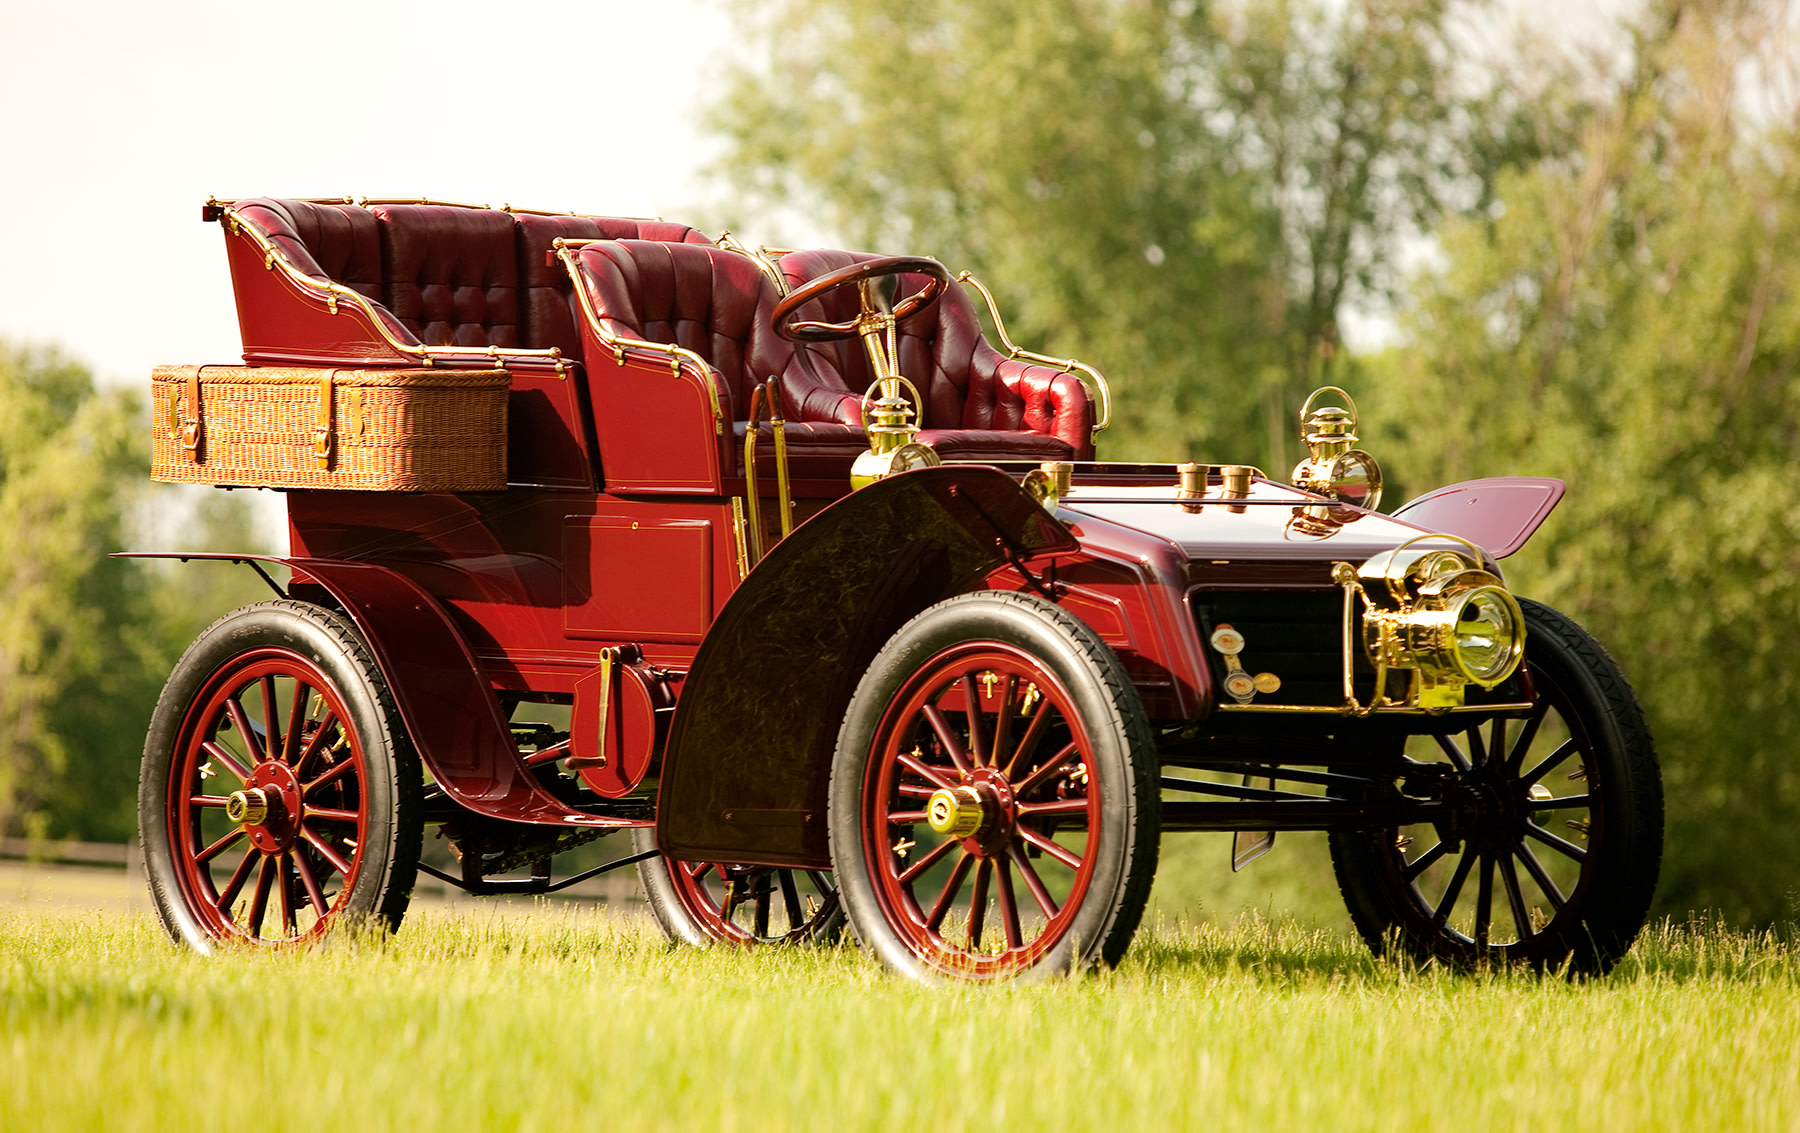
3 906 1796 1132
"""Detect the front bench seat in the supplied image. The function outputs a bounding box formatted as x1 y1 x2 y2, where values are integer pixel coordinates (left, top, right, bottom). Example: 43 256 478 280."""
777 249 1097 462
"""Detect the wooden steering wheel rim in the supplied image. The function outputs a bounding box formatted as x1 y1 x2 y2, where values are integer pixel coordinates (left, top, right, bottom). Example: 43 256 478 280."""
772 256 951 343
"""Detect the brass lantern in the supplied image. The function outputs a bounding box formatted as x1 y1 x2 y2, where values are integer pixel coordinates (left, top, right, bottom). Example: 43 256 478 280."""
1291 386 1383 512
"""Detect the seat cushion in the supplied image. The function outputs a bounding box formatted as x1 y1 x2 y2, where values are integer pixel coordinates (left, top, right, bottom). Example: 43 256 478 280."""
515 213 713 355
370 204 522 349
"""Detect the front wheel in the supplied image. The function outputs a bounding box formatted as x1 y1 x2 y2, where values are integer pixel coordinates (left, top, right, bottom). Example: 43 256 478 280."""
830 591 1159 982
1330 599 1663 973
139 601 422 950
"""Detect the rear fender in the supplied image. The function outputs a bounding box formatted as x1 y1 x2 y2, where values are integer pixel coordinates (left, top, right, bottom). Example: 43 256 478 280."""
1389 477 1566 559
655 465 1078 868
118 553 641 830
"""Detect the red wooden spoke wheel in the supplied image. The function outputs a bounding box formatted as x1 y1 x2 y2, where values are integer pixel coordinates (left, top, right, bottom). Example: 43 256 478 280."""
140 602 420 951
1329 599 1663 973
831 592 1158 982
634 831 842 946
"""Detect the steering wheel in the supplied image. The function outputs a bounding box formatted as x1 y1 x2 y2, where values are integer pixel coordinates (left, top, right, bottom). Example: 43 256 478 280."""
771 256 951 342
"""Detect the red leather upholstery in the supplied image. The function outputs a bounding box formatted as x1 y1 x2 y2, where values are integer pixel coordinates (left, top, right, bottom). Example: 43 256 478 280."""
572 240 852 425
233 199 384 303
515 214 713 357
367 204 522 350
778 250 1095 460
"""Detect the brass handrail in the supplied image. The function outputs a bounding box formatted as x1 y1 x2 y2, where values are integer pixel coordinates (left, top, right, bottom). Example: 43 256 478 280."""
956 271 1112 443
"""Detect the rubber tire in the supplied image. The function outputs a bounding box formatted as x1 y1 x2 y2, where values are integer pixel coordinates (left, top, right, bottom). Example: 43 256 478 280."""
829 590 1160 983
632 829 844 946
139 601 422 952
1329 598 1663 973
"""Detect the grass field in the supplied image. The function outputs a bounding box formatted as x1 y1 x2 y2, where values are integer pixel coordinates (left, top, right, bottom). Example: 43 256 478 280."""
3 905 1796 1132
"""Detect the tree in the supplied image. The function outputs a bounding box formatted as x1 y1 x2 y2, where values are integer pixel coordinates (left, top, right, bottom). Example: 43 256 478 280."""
708 0 1517 470
1371 0 1800 923
0 344 266 843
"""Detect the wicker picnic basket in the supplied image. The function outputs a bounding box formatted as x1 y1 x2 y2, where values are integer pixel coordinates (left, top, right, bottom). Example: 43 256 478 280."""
150 365 509 491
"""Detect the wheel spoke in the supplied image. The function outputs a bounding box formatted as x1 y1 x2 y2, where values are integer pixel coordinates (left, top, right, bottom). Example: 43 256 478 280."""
300 824 354 876
302 805 360 824
1016 798 1090 819
753 881 771 938
990 675 1017 773
283 681 310 767
189 795 231 809
1521 739 1579 787
897 750 956 792
274 852 296 937
217 846 259 910
246 855 275 937
897 835 958 885
778 870 805 930
966 859 991 950
886 809 929 825
1529 793 1591 812
1524 821 1588 863
960 674 991 767
1499 852 1533 941
201 741 253 786
1466 723 1489 768
1505 701 1549 772
1473 852 1495 949
923 705 972 775
995 857 1023 949
260 676 283 764
1431 850 1476 925
925 852 976 932
1402 839 1450 882
1017 825 1083 869
303 756 356 796
1514 841 1568 912
1433 733 1472 772
1015 741 1081 798
195 828 244 864
292 847 329 917
292 710 339 780
999 697 1054 780
225 697 267 765
1007 844 1059 918
896 783 937 799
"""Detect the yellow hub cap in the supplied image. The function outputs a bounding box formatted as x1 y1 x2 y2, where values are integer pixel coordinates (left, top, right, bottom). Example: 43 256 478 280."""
925 786 985 839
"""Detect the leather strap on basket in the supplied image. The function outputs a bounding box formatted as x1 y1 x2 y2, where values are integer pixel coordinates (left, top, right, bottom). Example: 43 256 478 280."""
314 370 334 468
181 367 203 459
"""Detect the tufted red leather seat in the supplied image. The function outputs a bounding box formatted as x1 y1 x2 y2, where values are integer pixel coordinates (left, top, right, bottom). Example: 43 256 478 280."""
513 213 714 357
777 250 1096 461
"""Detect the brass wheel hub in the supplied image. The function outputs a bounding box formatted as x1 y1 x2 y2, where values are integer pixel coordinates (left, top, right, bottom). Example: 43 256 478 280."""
229 758 303 854
924 768 1019 855
926 786 984 839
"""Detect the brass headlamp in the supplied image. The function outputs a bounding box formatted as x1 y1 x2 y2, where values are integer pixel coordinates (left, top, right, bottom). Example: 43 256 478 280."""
1349 536 1525 709
1291 386 1382 511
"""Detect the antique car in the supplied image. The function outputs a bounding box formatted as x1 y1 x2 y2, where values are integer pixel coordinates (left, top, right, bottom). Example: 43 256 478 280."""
134 196 1663 981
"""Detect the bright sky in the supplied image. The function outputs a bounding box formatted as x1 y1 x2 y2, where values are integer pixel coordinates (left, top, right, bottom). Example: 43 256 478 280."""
0 0 731 386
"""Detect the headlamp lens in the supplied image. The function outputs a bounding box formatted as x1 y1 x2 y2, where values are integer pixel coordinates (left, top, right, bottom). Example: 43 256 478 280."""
1452 587 1522 683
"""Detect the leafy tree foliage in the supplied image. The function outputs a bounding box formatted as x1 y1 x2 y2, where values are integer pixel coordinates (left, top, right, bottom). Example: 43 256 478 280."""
0 344 265 843
1371 0 1800 923
708 0 1517 469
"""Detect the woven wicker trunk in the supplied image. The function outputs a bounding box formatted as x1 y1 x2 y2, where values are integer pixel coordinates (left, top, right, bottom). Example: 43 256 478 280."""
151 365 509 491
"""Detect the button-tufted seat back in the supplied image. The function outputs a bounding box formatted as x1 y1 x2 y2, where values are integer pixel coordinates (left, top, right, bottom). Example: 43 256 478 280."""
778 250 1095 460
231 199 717 358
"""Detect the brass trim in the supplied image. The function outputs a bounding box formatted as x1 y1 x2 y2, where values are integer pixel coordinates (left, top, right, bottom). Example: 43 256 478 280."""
714 230 791 296
729 497 751 581
564 648 618 770
742 384 767 566
1215 700 1536 717
552 241 727 437
956 271 1111 441
767 377 794 538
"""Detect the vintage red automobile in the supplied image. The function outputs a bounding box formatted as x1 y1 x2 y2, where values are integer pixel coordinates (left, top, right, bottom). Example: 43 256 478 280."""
133 197 1663 980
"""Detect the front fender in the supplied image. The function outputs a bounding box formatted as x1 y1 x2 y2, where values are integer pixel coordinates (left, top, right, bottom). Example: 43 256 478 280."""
1389 477 1566 559
656 465 1077 868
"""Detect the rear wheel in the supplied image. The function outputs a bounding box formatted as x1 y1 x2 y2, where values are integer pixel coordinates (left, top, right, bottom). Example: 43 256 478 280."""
139 601 421 951
634 830 843 945
1329 599 1662 972
830 591 1159 982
